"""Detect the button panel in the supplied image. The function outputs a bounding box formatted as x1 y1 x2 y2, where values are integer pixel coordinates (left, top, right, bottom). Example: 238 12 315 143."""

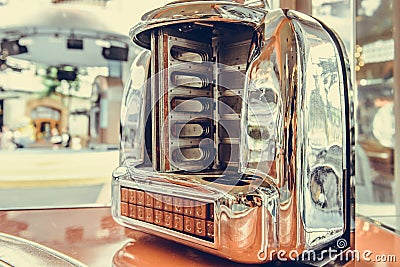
120 187 214 242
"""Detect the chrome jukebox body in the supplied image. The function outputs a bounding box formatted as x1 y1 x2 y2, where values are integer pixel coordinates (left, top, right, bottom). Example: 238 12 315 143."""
112 0 353 264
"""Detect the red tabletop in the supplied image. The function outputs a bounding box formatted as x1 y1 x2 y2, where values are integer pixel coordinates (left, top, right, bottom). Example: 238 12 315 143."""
0 207 399 267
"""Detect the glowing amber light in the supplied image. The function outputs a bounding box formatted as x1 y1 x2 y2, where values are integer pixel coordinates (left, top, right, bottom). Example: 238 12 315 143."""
120 187 214 242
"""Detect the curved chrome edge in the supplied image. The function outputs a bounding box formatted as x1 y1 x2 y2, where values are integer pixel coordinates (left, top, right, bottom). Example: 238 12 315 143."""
287 10 350 249
0 232 88 267
311 10 355 243
129 2 267 48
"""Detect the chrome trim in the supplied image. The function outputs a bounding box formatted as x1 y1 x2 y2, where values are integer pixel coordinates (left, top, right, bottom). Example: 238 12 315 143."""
112 172 279 264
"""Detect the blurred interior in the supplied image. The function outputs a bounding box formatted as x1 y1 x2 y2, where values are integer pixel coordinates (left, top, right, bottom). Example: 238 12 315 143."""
0 0 168 209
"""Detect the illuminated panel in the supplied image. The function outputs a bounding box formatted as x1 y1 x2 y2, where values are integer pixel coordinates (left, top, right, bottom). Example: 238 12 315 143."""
120 187 214 242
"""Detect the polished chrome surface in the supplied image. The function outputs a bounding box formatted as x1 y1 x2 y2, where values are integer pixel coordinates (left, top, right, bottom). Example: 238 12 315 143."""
120 50 151 166
113 0 352 264
288 10 346 248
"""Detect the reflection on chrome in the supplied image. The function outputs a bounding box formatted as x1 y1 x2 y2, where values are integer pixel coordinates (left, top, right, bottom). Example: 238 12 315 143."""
112 1 353 264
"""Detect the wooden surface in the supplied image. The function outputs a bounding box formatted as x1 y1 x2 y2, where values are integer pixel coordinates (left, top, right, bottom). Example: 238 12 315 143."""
0 207 399 267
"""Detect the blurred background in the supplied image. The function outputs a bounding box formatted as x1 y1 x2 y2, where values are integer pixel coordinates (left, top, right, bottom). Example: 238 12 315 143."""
0 0 169 209
0 0 398 233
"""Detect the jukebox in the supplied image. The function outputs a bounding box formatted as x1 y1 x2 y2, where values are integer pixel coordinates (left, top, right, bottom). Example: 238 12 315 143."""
112 0 353 264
